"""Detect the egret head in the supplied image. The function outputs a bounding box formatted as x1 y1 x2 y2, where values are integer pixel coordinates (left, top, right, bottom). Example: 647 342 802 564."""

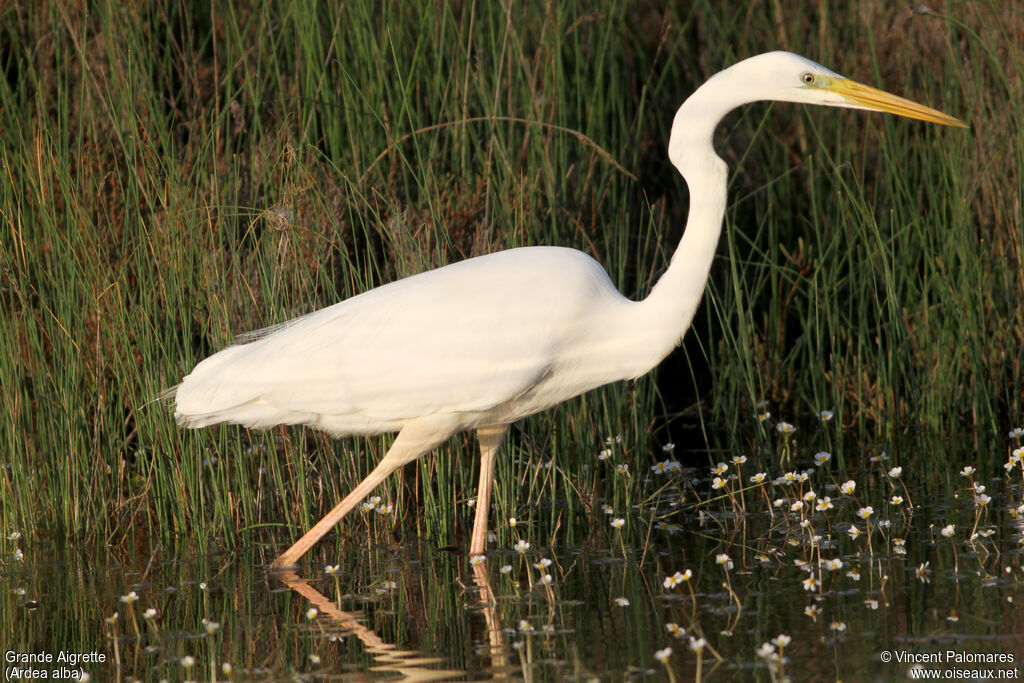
730 51 966 127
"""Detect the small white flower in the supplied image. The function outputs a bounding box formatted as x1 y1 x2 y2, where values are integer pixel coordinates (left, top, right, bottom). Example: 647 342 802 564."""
143 608 157 619
306 608 318 620
180 655 196 668
776 422 796 434
470 555 486 566
731 455 747 465
890 496 904 505
666 622 686 638
817 410 834 422
514 539 530 554
865 599 879 609
857 506 874 520
500 564 512 574
663 569 692 588
203 619 220 634
830 621 847 632
689 637 706 653
815 496 834 511
715 553 733 570
888 466 903 478
961 466 976 477
772 634 792 648
712 476 727 490
822 558 843 571
325 564 340 575
750 472 767 484
654 646 672 663
598 449 612 460
804 604 820 620
614 597 630 607
120 591 139 605
840 480 856 495
309 653 321 665
616 463 629 475
848 526 863 540
814 451 832 465
610 518 625 529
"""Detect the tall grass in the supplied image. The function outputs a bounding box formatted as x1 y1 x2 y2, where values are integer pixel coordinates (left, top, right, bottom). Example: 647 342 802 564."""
1 1 1020 552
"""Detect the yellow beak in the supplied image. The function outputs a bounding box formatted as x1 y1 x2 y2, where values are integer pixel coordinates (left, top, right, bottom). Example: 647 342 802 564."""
828 78 968 128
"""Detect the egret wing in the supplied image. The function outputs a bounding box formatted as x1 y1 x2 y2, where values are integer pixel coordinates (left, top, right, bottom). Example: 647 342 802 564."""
175 247 609 432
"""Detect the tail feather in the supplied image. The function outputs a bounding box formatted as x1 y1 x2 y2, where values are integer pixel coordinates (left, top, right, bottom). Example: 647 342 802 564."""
173 344 260 426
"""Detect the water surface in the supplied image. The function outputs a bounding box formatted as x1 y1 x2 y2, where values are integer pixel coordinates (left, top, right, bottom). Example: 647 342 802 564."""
5 444 1024 681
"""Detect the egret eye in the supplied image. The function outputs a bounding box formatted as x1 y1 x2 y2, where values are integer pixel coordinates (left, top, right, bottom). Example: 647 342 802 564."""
801 72 816 85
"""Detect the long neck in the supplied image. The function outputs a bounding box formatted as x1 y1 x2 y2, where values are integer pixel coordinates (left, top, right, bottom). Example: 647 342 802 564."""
634 73 739 359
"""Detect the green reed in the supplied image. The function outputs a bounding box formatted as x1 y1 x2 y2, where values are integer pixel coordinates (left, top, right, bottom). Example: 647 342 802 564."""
0 0 1020 555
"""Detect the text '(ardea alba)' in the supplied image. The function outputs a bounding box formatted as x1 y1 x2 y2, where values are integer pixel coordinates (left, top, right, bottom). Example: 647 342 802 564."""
173 51 966 570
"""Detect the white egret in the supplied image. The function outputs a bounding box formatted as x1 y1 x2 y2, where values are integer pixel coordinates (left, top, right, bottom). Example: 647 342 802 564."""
173 51 965 570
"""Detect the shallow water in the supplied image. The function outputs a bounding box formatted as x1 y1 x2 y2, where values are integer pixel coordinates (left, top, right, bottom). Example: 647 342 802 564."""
5 445 1024 681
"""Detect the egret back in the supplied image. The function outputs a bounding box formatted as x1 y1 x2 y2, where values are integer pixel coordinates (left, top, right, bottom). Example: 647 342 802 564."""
174 246 645 435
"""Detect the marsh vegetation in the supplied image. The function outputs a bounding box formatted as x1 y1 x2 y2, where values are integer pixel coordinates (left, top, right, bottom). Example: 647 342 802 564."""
2 1 1023 679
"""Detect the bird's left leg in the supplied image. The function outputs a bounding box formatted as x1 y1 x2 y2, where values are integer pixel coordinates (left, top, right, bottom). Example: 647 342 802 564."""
469 424 509 557
270 416 458 571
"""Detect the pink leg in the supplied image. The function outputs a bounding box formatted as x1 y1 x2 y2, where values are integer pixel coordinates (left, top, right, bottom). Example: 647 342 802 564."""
469 425 508 556
271 417 456 570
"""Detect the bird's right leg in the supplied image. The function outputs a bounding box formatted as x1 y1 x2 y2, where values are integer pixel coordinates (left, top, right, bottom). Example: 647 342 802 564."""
270 416 457 571
469 424 509 557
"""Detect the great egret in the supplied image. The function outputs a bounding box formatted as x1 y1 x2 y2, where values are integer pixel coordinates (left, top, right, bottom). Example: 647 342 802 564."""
173 51 965 570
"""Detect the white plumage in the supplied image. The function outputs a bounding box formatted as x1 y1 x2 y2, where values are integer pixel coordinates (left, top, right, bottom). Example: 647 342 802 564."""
173 52 964 570
176 246 667 435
